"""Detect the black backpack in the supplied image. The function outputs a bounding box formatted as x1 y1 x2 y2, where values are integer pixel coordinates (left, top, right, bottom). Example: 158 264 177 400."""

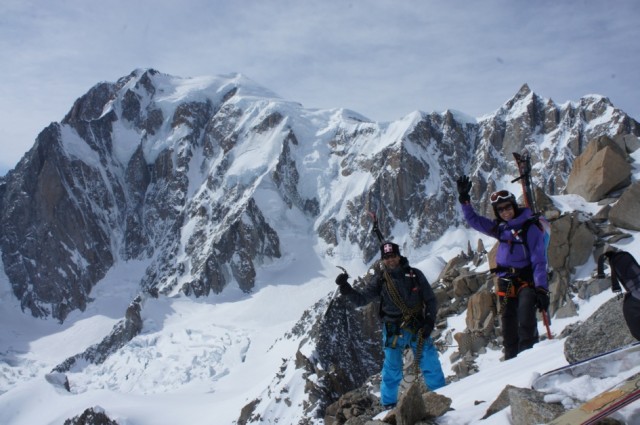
597 250 640 298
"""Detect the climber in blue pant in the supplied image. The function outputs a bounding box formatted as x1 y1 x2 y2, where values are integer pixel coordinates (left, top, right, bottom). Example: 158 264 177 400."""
336 241 446 408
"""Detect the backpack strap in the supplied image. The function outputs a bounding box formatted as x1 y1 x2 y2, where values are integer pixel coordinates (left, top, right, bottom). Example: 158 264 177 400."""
611 255 623 293
518 215 544 254
596 252 607 279
496 216 543 253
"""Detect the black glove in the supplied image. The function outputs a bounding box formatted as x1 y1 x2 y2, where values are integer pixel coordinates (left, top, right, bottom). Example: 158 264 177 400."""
335 273 349 286
421 317 435 339
335 273 352 295
535 288 550 311
456 175 472 204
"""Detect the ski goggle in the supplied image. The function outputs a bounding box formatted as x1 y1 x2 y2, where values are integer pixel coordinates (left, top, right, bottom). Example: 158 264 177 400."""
490 190 513 204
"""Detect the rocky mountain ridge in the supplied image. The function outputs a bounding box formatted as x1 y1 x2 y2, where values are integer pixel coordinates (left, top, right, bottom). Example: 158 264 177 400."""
1 69 637 324
1 69 640 423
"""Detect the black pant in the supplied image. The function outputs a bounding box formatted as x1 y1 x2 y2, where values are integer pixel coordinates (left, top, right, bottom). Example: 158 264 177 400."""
500 286 539 360
623 293 640 341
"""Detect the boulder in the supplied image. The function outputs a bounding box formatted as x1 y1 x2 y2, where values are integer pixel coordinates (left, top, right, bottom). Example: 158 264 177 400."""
396 382 427 425
63 407 119 425
452 273 483 298
563 296 636 363
465 289 496 334
508 386 564 425
422 391 452 419
482 384 515 419
613 133 640 153
565 136 631 202
547 213 595 270
323 386 378 425
609 182 640 231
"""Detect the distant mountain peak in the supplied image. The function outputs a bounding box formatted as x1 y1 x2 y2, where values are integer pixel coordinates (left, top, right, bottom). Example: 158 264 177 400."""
517 83 532 96
0 69 638 321
499 83 536 115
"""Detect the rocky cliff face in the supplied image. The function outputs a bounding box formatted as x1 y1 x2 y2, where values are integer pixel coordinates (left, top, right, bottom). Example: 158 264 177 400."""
0 70 638 328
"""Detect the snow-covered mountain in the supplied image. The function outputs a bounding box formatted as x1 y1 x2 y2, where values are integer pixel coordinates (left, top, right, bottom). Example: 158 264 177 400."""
2 69 637 323
0 69 639 424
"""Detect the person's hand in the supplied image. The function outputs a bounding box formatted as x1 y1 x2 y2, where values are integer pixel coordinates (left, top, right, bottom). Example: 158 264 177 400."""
335 273 349 286
456 175 472 204
535 287 550 311
335 273 352 295
421 317 435 339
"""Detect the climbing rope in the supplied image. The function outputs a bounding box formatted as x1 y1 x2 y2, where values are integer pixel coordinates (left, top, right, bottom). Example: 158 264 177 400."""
382 268 423 325
412 333 425 386
382 267 426 385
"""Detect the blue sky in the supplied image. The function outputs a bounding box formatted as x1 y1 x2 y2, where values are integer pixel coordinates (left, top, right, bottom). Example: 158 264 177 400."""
1 0 639 175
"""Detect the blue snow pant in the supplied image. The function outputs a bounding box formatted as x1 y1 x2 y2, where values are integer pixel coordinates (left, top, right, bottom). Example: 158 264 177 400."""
380 323 446 406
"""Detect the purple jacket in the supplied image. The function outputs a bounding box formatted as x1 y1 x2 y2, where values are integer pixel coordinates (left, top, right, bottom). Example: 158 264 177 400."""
461 203 548 290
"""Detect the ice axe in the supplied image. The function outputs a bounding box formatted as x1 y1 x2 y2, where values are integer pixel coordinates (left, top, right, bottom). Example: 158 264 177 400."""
367 211 385 243
323 265 349 318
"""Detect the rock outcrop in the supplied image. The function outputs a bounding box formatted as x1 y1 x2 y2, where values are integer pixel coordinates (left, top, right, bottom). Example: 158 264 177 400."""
566 136 631 202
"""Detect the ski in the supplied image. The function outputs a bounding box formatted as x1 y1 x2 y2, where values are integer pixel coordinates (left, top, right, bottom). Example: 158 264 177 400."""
547 372 640 425
512 151 536 212
511 150 553 339
532 342 640 392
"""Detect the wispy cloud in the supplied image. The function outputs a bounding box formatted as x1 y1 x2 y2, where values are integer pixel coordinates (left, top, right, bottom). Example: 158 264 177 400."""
1 0 638 174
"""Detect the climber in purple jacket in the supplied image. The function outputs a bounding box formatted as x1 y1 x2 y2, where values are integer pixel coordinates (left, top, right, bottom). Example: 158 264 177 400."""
456 175 550 360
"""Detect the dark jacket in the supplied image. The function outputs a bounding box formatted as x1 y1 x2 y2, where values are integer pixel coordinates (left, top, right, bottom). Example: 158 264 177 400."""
343 257 437 329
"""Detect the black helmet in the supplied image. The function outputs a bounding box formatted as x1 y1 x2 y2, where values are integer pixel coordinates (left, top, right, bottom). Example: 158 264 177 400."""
380 241 400 259
490 190 518 218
